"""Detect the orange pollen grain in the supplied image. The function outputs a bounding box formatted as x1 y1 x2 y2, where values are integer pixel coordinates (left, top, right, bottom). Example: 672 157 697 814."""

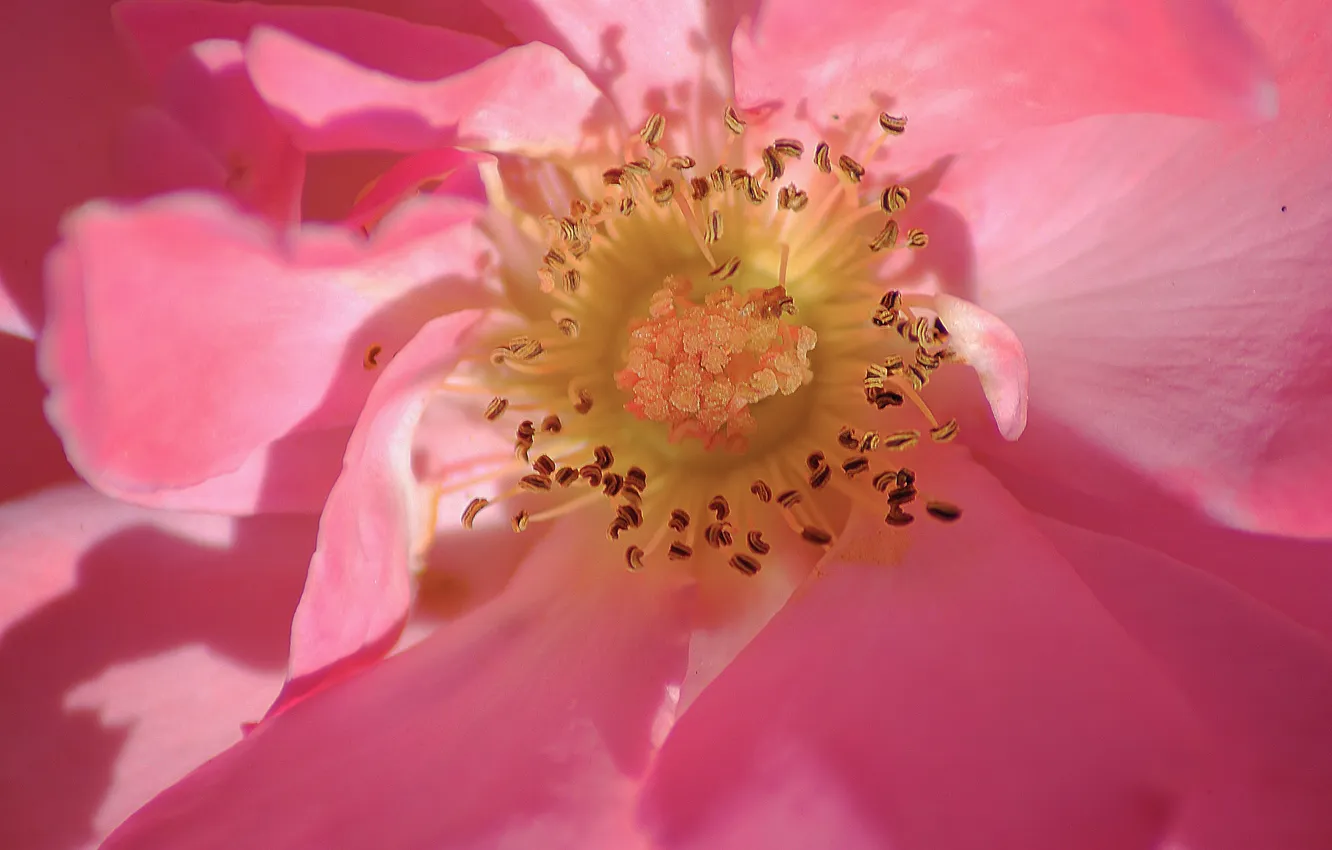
613 277 816 450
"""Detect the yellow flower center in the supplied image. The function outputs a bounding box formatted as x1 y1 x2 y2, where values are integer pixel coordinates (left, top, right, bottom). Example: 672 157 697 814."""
444 105 963 576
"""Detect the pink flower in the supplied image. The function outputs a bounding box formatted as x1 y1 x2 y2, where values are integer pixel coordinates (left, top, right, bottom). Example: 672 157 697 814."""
14 1 1332 849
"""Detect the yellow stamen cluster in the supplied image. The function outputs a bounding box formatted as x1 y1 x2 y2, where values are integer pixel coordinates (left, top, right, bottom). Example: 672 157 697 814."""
446 105 964 577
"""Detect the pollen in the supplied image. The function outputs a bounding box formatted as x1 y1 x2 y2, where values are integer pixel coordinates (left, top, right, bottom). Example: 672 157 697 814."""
614 278 816 448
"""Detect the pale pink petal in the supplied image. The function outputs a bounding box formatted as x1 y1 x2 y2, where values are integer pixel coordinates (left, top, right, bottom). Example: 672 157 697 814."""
154 38 305 222
0 484 315 850
936 102 1332 537
481 0 737 125
934 294 1028 440
972 444 1332 646
275 310 489 710
0 270 36 340
244 27 607 156
344 148 488 232
733 0 1273 170
1039 518 1332 850
114 0 503 84
640 451 1201 850
39 192 494 513
0 0 144 333
103 519 691 850
0 336 75 502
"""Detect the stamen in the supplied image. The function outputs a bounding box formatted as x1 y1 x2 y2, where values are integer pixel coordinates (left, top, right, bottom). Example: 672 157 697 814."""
640 113 666 146
729 553 762 576
668 542 693 560
750 480 773 503
814 142 832 173
878 112 908 135
669 509 691 531
837 154 866 183
930 418 960 443
880 185 910 213
484 397 509 420
625 545 646 570
511 510 530 532
746 530 771 555
461 498 489 530
869 220 900 252
723 105 747 135
364 344 383 370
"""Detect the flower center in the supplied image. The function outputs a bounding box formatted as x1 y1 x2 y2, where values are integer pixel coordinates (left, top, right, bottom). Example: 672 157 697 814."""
440 105 965 576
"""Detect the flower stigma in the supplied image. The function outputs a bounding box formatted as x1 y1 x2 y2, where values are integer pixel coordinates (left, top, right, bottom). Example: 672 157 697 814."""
438 105 966 577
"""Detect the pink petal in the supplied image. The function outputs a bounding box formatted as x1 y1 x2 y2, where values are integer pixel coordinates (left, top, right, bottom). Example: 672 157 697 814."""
480 0 737 124
114 0 503 84
937 102 1332 537
0 0 144 334
1039 518 1332 850
39 192 493 513
275 310 489 710
935 294 1029 440
244 27 607 156
103 520 692 850
0 483 316 850
733 0 1273 168
640 451 1200 850
0 335 74 502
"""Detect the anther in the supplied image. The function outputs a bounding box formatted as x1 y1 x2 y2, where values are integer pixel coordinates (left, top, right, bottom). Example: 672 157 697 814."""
607 518 630 541
515 419 536 440
878 113 908 135
708 165 728 193
897 468 917 488
652 180 676 205
841 455 871 478
603 167 625 186
750 480 773 503
532 454 557 476
593 445 614 469
858 432 880 452
930 419 960 443
541 414 563 433
881 430 920 450
926 501 963 522
777 489 802 508
690 177 711 201
708 495 731 521
364 344 382 369
705 210 723 243
602 473 625 497
709 256 742 279
511 511 530 532
746 530 771 556
554 466 580 487
801 526 833 546
742 175 768 205
573 389 594 414
871 471 897 492
869 220 900 252
869 388 905 409
786 188 809 212
762 146 784 181
906 228 929 248
669 509 691 531
723 105 746 135
543 248 566 266
837 154 866 183
640 113 666 145
560 269 581 294
519 474 552 492
625 545 646 570
668 542 694 560
461 498 489 530
729 553 762 576
888 484 918 505
814 142 832 173
809 464 832 489
619 197 636 216
704 522 734 548
667 154 696 170
579 463 603 486
805 451 826 471
772 138 805 158
625 467 648 491
884 507 915 526
484 397 509 421
556 316 580 337
880 185 911 213
616 504 644 528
